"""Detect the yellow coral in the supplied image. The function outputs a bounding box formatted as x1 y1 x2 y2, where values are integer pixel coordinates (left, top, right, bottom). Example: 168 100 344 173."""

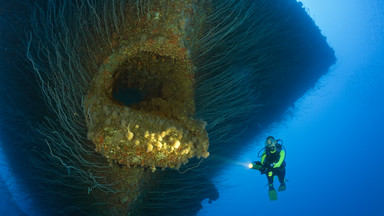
173 140 181 149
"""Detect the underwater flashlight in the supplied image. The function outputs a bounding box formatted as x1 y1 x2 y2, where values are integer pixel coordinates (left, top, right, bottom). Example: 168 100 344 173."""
249 162 264 171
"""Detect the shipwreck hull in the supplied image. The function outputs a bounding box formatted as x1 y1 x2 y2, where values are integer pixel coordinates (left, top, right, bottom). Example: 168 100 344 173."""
0 0 335 215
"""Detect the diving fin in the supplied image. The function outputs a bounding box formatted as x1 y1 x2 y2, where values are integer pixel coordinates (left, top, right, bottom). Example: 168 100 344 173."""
278 183 286 192
268 187 278 201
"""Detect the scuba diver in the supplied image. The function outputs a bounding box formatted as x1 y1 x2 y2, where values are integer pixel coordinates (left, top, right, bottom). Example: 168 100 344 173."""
249 136 286 201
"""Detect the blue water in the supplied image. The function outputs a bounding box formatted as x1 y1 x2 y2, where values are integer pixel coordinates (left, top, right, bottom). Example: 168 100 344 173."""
1 0 384 215
199 0 384 215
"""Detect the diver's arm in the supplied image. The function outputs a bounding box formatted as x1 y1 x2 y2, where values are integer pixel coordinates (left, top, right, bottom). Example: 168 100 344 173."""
261 153 266 165
273 150 285 168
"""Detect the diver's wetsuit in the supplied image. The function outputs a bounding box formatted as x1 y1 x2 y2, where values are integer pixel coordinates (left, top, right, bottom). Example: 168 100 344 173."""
261 146 286 185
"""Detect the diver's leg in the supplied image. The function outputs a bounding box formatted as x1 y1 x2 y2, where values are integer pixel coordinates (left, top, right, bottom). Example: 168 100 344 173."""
277 167 286 184
267 173 274 186
267 174 277 201
277 167 286 192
